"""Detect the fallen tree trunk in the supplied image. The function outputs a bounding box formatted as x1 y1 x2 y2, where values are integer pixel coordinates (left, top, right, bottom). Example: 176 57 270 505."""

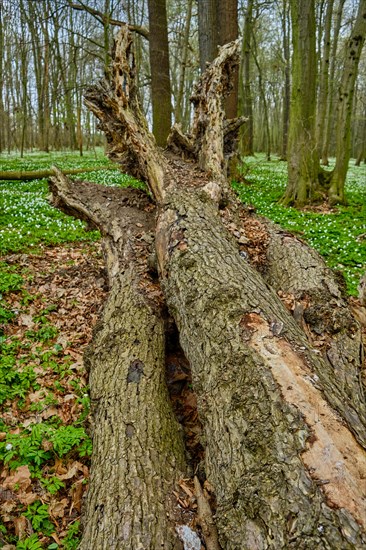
49 169 186 549
0 165 116 181
50 28 366 549
156 187 366 547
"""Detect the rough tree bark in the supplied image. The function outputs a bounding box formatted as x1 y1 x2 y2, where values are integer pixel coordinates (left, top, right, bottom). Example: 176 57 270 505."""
49 170 186 549
50 28 366 549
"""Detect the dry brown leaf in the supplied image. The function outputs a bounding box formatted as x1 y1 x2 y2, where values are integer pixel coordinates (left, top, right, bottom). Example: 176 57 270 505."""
18 314 34 328
57 461 84 481
71 480 84 513
13 516 28 540
1 500 17 516
42 439 54 452
0 488 17 503
49 498 68 519
41 407 59 420
54 459 68 476
28 390 44 403
18 492 39 506
63 394 76 402
3 465 32 492
178 481 194 498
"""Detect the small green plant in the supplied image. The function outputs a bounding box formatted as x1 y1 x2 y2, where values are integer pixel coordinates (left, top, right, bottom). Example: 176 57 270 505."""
0 262 23 332
0 262 23 294
50 425 91 457
16 534 43 550
40 475 65 495
0 422 91 469
0 347 39 405
0 304 15 325
24 501 54 535
61 520 81 550
25 324 58 342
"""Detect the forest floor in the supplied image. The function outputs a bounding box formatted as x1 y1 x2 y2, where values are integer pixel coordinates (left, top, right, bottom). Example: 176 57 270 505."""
0 150 365 549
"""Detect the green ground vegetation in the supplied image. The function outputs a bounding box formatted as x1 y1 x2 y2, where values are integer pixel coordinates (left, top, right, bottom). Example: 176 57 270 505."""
0 150 144 255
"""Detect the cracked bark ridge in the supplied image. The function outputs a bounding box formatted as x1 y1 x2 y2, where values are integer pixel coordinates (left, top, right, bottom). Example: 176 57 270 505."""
156 188 366 548
49 168 186 549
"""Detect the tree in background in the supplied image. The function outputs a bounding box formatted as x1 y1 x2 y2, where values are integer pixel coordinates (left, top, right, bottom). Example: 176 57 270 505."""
280 0 291 160
147 0 172 146
197 0 238 118
197 0 218 72
316 0 335 160
239 0 254 156
321 0 346 166
328 0 366 203
284 0 320 205
284 0 366 206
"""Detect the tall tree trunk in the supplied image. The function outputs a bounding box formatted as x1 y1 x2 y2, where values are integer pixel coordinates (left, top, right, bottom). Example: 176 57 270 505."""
239 0 254 156
147 0 172 146
19 35 28 158
283 0 321 206
252 35 271 161
280 0 291 160
328 0 366 204
66 8 78 150
197 0 218 73
217 0 238 119
174 0 193 126
103 0 111 74
40 5 50 153
0 3 5 153
51 27 366 549
355 105 366 165
316 0 334 155
321 0 345 165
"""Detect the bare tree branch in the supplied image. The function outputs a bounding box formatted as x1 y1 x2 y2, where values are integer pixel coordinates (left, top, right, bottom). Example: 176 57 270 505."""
66 0 149 39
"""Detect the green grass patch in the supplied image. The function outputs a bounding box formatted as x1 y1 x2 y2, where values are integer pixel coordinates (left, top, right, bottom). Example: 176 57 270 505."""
233 155 366 295
0 149 145 255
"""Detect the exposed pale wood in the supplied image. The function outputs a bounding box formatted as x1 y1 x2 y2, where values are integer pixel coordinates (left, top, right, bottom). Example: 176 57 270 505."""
262 219 366 442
